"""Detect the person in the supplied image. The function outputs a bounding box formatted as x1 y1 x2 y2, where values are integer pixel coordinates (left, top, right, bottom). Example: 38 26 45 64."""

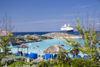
38 55 40 59
21 51 23 56
18 51 23 56
38 55 40 57
36 45 39 48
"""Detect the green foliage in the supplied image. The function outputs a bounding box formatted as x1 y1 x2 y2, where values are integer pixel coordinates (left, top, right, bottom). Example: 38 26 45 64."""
38 60 59 67
1 56 26 65
63 38 80 47
24 34 33 40
9 36 17 44
69 58 98 67
40 36 52 39
16 36 25 41
76 18 79 23
0 53 5 60
38 60 48 67
8 61 28 67
0 32 13 55
63 19 100 61
0 61 2 67
0 53 3 67
63 38 80 56
38 50 70 67
61 58 99 67
38 58 99 67
56 50 70 64
75 19 99 60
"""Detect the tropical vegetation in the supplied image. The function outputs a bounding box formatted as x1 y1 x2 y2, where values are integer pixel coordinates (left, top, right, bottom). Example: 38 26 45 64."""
63 18 100 61
0 19 99 67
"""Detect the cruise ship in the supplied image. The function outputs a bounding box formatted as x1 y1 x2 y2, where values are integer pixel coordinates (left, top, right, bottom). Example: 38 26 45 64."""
60 24 74 32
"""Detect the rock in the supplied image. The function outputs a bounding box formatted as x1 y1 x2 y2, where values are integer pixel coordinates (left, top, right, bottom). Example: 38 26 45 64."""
42 32 82 39
0 30 9 36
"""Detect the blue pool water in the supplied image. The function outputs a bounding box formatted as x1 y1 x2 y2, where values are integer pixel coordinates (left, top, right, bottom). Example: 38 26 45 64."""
11 31 100 57
10 39 84 56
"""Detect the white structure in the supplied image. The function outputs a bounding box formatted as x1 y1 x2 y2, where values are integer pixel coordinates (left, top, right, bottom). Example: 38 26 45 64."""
60 24 73 32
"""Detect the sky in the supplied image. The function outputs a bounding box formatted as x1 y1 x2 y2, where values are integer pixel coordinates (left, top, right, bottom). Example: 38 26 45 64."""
0 0 100 32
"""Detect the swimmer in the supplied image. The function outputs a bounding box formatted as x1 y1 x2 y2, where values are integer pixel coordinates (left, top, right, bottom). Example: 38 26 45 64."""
36 45 39 48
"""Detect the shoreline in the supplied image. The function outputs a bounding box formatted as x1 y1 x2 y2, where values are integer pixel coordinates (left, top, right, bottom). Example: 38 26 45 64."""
42 32 82 39
53 36 82 39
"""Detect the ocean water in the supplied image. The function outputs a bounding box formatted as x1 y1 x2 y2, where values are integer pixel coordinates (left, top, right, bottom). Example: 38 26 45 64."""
13 31 80 36
13 31 100 36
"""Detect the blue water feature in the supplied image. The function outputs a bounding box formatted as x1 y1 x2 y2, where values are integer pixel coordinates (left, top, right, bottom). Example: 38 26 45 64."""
9 31 100 57
10 39 84 56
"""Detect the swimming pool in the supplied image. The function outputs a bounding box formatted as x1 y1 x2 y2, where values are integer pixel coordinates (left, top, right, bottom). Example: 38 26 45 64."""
10 39 84 56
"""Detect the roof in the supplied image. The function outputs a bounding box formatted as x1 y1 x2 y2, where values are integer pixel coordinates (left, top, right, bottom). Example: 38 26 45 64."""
43 44 66 54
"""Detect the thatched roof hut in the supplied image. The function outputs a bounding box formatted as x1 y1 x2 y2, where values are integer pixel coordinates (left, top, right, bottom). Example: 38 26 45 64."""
43 44 66 54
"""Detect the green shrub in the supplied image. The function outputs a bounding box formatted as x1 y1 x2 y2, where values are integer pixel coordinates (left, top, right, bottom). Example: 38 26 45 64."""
38 60 48 67
8 61 27 67
68 58 99 67
56 58 99 67
0 61 3 67
1 56 26 65
56 50 70 64
0 53 5 60
38 58 99 67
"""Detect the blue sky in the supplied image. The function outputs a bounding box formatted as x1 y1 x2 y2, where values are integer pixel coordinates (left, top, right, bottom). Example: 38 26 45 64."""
0 0 100 32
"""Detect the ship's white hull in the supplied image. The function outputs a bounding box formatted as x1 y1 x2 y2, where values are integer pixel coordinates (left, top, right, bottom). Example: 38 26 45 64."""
60 24 74 32
61 30 73 32
61 27 73 32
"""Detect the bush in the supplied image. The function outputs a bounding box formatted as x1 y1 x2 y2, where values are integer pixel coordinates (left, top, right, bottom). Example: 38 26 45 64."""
56 50 70 64
38 58 99 67
40 36 52 39
38 60 48 67
1 56 26 65
0 53 5 60
0 61 3 67
8 61 28 67
56 58 99 67
69 58 99 67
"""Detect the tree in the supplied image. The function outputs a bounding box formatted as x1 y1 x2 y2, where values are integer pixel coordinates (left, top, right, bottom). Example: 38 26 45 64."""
63 18 100 61
56 50 70 64
0 14 14 55
63 37 81 56
0 32 13 55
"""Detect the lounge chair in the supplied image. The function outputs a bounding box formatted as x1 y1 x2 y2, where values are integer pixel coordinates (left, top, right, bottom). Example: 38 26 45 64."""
28 53 38 59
